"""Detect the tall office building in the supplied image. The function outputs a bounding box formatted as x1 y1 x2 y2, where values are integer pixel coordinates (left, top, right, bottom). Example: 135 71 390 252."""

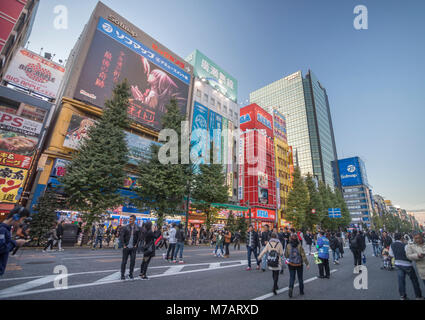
250 70 339 188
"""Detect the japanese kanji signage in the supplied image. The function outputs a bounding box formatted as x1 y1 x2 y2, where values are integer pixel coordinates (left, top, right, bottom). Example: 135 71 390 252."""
186 49 238 103
3 48 65 99
0 166 28 203
0 152 32 169
63 114 96 150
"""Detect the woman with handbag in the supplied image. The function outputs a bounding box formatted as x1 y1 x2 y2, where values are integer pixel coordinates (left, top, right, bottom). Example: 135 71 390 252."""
140 221 155 280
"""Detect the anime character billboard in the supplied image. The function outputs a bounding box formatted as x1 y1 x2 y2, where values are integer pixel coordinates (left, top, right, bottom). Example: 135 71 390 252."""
74 17 190 131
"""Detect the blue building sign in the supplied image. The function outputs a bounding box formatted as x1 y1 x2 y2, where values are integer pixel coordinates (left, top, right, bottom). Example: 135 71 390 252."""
338 157 366 187
328 208 341 218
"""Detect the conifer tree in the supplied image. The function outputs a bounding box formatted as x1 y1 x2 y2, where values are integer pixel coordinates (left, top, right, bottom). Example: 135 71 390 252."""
61 81 130 227
136 98 192 227
30 186 66 246
304 173 323 231
284 166 309 230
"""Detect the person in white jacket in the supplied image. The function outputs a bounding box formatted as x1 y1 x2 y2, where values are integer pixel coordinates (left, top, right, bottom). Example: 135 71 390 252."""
165 223 177 262
406 233 425 285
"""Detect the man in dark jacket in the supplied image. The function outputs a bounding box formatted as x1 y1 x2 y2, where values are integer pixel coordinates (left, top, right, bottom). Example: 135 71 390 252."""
349 229 363 268
370 230 380 256
329 233 340 264
0 206 30 276
246 225 260 271
304 231 313 255
120 215 140 280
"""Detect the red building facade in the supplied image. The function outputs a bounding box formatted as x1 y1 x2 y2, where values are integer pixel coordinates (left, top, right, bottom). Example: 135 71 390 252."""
239 104 277 229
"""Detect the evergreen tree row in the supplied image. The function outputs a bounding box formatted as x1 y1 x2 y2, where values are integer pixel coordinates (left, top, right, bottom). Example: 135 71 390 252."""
284 167 351 232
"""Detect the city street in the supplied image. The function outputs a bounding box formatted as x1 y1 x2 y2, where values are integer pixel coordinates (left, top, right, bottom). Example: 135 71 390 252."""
1 243 423 300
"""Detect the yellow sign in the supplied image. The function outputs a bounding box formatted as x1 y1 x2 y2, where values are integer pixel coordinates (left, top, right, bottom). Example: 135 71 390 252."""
0 166 28 203
227 172 234 197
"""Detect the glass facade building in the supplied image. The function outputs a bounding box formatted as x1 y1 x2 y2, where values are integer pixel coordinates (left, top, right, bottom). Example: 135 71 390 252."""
249 70 339 188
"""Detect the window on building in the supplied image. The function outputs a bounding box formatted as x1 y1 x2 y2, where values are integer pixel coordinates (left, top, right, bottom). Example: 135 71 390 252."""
217 102 221 111
203 93 209 103
196 89 201 98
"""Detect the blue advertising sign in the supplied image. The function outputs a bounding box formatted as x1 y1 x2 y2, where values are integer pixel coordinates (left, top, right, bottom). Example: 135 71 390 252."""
97 17 190 85
126 132 161 166
190 102 209 166
338 157 363 187
214 113 222 164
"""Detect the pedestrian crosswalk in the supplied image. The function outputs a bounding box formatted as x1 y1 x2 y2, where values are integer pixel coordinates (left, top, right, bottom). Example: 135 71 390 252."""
0 259 250 299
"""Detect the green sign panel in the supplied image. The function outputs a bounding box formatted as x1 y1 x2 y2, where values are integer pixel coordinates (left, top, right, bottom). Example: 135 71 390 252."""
186 49 238 103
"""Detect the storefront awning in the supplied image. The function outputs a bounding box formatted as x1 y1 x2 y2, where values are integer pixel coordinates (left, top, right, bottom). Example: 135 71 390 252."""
211 203 249 211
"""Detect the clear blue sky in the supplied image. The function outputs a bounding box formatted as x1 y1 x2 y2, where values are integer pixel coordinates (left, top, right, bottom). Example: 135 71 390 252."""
27 0 425 210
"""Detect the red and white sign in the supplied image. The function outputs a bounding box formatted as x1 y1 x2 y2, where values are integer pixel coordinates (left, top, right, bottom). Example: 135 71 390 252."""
4 48 65 99
0 110 42 137
250 208 276 221
0 151 32 169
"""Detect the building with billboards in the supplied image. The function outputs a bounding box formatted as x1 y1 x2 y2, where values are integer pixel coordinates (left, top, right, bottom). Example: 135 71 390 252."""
239 103 277 230
28 2 194 224
272 109 292 228
0 85 53 221
186 49 239 206
0 0 39 80
334 156 373 227
250 70 339 189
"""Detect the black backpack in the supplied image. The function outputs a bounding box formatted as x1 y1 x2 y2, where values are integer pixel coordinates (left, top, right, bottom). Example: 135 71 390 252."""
267 242 280 268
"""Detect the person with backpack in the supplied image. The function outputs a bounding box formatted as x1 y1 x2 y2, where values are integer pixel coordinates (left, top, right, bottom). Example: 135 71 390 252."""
215 230 224 257
92 224 104 249
390 233 423 300
284 233 310 298
317 231 330 278
349 229 363 268
173 225 185 263
260 225 272 271
258 233 284 295
370 230 380 257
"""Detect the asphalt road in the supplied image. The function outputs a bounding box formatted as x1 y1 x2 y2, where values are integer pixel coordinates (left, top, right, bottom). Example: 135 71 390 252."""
1 242 424 300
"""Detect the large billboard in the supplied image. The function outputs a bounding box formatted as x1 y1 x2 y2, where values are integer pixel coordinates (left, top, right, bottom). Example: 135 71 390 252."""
4 48 65 99
186 49 237 103
190 102 209 166
63 114 97 150
74 17 191 131
338 157 363 187
0 165 28 203
273 109 287 142
0 109 43 156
